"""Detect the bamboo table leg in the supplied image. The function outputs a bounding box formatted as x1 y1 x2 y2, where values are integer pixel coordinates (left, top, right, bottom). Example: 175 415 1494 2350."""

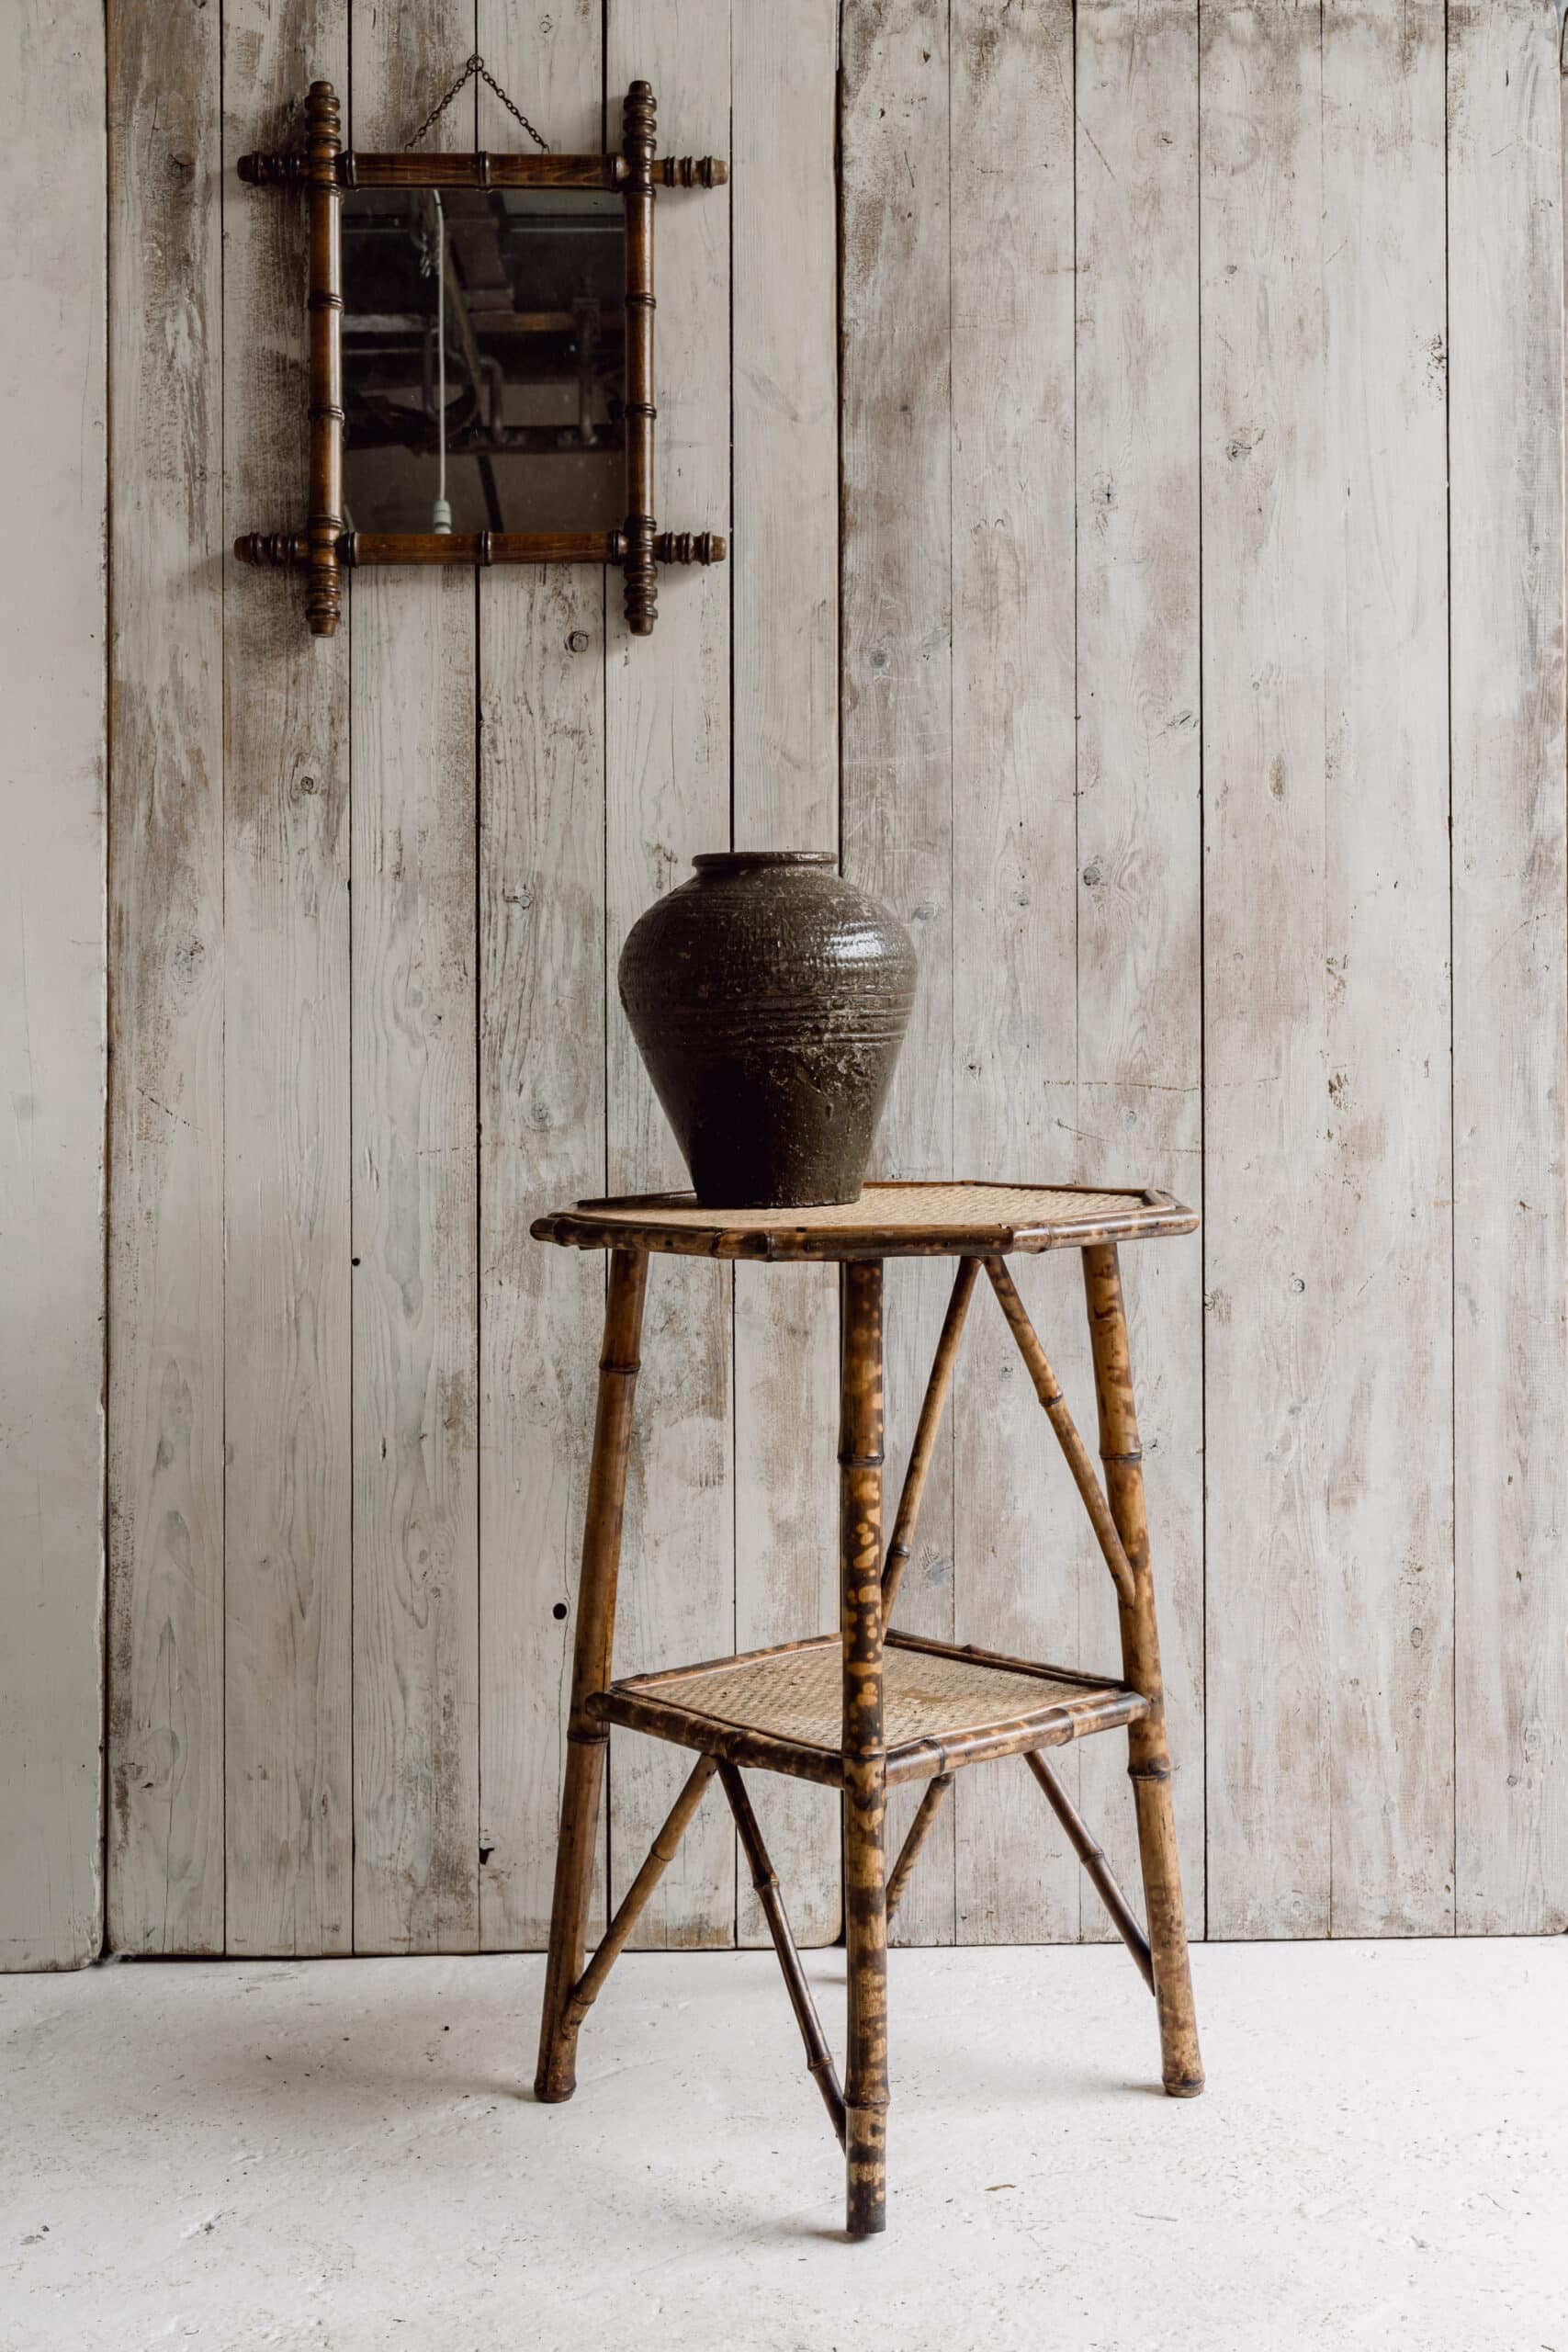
840 1258 889 2235
535 1247 649 2103
1082 1241 1204 2098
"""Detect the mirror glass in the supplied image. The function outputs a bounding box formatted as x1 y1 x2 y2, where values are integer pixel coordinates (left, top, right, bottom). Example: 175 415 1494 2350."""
340 186 626 537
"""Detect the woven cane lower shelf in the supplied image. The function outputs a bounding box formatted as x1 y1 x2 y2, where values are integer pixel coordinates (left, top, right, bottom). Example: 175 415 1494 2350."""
592 1630 1147 1789
536 1191 1207 2235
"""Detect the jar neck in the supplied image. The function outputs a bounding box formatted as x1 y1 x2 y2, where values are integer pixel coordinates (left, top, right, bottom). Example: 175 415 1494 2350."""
690 850 837 876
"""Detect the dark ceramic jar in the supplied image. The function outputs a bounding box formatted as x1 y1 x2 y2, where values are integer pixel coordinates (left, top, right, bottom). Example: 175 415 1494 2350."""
618 851 918 1209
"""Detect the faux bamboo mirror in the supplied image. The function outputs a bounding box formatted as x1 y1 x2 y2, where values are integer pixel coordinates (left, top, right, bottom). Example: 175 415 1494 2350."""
234 72 728 638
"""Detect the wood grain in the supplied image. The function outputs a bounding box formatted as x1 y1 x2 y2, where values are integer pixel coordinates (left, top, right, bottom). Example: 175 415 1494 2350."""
476 0 609 1952
731 0 841 1952
0 0 106 1972
604 0 736 1951
1320 0 1452 1935
840 0 956 1950
948 0 1083 1947
222 0 354 1955
76 0 1568 1969
1072 0 1204 1946
1450 0 1568 1935
106 0 225 1953
347 1 480 1956
1200 1 1333 1939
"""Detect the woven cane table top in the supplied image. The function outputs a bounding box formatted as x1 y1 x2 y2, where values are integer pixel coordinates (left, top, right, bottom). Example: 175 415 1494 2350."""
533 1180 1196 1261
593 1632 1147 1787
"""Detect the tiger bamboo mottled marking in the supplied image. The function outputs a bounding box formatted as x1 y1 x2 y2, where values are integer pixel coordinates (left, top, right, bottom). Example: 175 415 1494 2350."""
232 80 725 633
302 81 344 637
562 1753 717 2032
883 1257 978 1616
535 1250 649 2103
592 1630 1144 1786
719 1762 847 2143
1083 1242 1203 2096
840 1259 889 2235
531 1196 1203 2222
885 1774 953 1922
982 1258 1137 1611
1023 1748 1153 1993
532 1181 1196 1261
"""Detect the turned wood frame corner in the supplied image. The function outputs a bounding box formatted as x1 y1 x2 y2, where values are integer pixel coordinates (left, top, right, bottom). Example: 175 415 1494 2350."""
233 76 728 638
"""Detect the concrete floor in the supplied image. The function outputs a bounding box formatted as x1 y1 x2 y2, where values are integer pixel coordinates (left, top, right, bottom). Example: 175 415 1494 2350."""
2 1939 1563 2352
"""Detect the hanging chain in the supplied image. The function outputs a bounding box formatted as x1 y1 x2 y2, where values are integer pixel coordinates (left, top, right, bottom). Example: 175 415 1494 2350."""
404 52 548 153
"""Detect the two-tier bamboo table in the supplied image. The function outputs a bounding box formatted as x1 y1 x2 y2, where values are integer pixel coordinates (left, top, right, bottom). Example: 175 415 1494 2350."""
531 1181 1204 2237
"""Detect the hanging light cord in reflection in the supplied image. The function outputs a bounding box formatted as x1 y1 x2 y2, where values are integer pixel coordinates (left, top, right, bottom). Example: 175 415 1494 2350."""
432 193 451 534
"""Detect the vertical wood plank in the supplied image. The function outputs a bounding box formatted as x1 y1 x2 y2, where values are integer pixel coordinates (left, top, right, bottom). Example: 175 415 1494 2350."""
1450 0 1568 1934
840 0 955 1948
731 0 841 1951
1073 0 1205 1944
1201 0 1332 1939
949 0 1083 1946
222 0 354 1955
0 0 106 1972
1321 0 1452 1936
604 0 736 1949
106 0 225 1953
347 4 481 1955
478 0 608 1952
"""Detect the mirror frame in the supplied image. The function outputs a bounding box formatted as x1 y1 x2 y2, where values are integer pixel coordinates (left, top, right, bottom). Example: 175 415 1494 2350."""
234 78 727 638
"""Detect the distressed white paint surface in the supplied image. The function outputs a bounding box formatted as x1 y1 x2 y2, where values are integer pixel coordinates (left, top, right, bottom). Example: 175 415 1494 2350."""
220 0 355 1958
347 0 482 1959
1073 0 1205 1944
106 0 225 1953
68 0 1568 1969
1200 1 1335 1939
948 0 1083 1949
0 0 106 1973
1450 0 1568 1935
1319 0 1453 1936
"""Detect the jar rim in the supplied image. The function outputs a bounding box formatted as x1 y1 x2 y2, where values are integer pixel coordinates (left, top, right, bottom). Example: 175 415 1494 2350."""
691 850 838 871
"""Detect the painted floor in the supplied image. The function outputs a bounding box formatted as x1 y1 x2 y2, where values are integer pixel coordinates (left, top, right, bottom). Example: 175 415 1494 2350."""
2 1939 1563 2351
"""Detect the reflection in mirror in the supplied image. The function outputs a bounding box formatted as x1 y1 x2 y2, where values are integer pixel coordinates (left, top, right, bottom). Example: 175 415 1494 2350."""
340 186 626 537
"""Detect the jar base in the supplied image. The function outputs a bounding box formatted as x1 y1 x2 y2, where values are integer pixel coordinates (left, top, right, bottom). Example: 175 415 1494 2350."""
691 1182 864 1213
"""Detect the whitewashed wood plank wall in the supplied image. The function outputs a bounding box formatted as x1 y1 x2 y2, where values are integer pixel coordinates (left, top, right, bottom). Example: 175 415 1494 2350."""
0 0 107 1971
5 0 1563 1970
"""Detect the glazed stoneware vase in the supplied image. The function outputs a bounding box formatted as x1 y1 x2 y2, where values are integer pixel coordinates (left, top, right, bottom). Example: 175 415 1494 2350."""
617 851 918 1209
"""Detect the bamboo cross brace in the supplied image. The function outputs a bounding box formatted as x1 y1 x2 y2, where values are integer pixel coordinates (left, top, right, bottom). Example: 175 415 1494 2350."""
562 1753 719 2032
1023 1748 1154 1994
982 1257 1137 1609
719 1762 847 2145
882 1257 979 1615
884 1773 953 1924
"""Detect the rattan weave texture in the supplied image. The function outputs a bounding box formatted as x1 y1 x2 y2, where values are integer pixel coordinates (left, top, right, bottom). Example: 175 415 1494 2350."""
532 1180 1197 1258
587 1182 1139 1231
620 1636 1124 1755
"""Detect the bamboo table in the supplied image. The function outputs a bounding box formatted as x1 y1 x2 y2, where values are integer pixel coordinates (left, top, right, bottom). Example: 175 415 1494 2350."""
531 1181 1204 2237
